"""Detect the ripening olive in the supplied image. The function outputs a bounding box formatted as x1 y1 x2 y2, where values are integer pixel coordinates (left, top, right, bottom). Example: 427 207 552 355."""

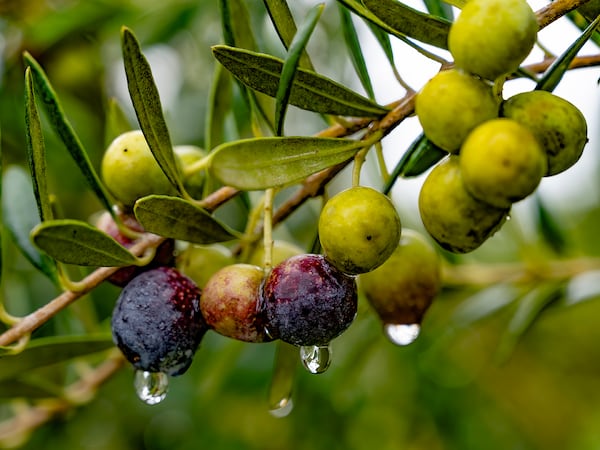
359 229 441 326
174 145 207 198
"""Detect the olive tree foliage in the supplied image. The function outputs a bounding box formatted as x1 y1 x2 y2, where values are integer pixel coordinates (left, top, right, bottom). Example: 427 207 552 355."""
0 0 599 448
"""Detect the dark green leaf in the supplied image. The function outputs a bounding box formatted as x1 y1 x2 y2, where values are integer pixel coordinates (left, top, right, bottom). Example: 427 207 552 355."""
0 335 114 382
383 133 447 194
423 0 454 20
120 27 185 196
220 0 275 131
209 136 362 190
536 14 600 92
30 219 138 267
263 0 314 70
104 97 133 147
496 283 564 362
212 45 389 117
24 68 53 223
268 342 298 415
339 4 376 99
0 378 61 399
2 166 58 282
534 193 567 254
22 52 115 215
205 64 233 151
134 195 238 244
275 4 324 136
362 0 451 49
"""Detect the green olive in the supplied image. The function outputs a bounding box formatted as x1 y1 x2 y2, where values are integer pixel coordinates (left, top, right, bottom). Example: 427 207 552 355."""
359 229 441 326
318 186 401 275
415 69 499 153
174 145 207 198
501 90 588 176
459 118 546 208
101 130 177 209
418 156 509 253
448 0 538 80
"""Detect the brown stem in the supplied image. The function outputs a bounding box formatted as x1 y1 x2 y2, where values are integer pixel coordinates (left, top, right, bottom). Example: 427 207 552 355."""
537 0 593 30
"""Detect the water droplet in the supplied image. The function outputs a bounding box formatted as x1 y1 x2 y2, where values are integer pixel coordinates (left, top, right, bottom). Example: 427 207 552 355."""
269 397 294 418
384 323 420 346
299 344 331 374
134 370 169 405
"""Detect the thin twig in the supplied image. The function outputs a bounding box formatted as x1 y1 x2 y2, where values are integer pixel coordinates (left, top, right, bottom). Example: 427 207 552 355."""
537 0 593 30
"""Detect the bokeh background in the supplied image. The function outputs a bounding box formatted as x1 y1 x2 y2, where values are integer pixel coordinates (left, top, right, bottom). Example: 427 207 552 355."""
1 0 600 449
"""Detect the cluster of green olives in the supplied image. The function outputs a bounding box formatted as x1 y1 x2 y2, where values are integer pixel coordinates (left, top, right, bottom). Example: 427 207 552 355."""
416 0 588 253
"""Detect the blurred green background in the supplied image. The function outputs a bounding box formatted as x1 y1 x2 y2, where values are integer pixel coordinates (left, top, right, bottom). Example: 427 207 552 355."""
2 0 600 449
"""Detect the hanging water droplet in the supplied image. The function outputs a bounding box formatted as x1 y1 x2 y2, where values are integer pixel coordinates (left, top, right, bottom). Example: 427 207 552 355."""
299 344 331 374
384 323 420 346
134 370 169 405
269 397 294 418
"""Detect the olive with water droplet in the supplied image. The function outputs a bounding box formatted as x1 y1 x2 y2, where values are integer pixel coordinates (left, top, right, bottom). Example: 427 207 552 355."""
111 266 207 376
359 229 441 340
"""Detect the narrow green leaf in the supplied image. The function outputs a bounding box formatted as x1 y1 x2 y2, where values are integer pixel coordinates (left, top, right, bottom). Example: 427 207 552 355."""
24 68 53 223
0 335 114 382
120 27 185 196
339 5 376 99
220 0 275 131
423 0 454 20
362 0 451 49
451 284 521 328
0 378 62 399
496 283 564 362
383 133 447 194
22 52 115 214
30 219 138 267
2 166 58 282
134 195 238 244
263 0 314 70
268 342 298 414
534 193 567 255
104 97 133 147
275 4 324 136
209 136 362 190
205 64 233 151
536 14 600 92
212 45 389 117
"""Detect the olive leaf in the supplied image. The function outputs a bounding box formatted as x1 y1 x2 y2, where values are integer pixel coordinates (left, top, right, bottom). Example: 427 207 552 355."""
339 4 376 99
24 67 53 223
220 0 275 130
275 4 324 136
22 52 115 215
0 334 114 382
206 64 234 151
105 97 133 147
495 283 565 363
383 133 447 194
534 193 567 255
362 0 451 49
536 14 600 92
208 136 363 190
268 342 298 414
121 26 186 196
30 219 139 267
422 0 454 20
134 195 238 244
263 0 315 70
2 166 58 283
212 45 389 117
